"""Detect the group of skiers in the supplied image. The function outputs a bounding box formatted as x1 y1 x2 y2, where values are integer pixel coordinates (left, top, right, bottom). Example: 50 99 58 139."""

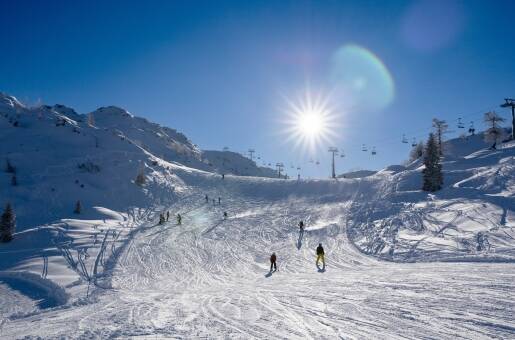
160 196 325 273
158 211 181 225
268 220 325 273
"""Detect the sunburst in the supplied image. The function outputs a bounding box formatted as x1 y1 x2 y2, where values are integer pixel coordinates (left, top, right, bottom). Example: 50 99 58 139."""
281 88 340 155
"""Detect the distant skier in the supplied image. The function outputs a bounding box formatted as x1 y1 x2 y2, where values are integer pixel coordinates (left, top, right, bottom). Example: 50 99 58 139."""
223 211 228 220
218 197 221 205
158 213 165 225
177 213 182 225
166 211 170 222
270 252 277 272
316 243 325 267
212 199 216 205
298 220 304 232
222 174 225 180
205 194 209 203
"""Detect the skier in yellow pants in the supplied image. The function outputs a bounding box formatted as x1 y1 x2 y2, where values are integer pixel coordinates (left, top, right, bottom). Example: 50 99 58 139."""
316 243 325 267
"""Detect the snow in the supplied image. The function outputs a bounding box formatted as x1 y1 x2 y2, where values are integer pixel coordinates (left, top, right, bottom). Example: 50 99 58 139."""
1 92 514 338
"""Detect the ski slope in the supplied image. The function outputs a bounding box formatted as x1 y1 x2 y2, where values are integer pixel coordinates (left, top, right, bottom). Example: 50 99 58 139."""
1 172 514 339
1 92 514 338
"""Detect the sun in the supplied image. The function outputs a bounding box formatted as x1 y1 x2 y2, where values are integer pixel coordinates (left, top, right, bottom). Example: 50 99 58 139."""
298 109 325 137
282 89 339 154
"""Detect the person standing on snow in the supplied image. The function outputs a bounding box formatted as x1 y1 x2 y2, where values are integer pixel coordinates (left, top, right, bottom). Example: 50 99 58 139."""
166 211 170 222
270 252 277 272
316 243 325 267
177 213 182 225
298 220 304 232
218 197 221 205
223 211 228 219
205 194 209 203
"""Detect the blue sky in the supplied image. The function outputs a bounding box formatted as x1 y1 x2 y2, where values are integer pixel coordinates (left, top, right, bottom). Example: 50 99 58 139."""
1 0 514 178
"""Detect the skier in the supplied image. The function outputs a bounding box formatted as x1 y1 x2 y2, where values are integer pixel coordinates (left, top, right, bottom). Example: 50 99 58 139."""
298 220 304 232
270 252 277 272
316 243 325 267
222 174 225 180
218 197 221 205
166 211 170 222
212 199 216 205
205 194 209 203
177 213 182 225
223 211 228 220
158 213 165 225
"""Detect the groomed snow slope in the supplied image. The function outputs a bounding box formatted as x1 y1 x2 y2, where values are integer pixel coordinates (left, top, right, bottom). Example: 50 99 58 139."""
2 149 515 338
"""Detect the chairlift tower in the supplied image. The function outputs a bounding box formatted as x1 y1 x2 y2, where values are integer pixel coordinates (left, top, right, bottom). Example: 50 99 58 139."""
500 98 515 140
248 149 255 161
275 162 284 178
328 147 339 179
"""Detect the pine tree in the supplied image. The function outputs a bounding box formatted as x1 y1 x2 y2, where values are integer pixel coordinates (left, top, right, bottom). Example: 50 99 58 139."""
0 203 16 242
483 111 505 149
422 133 443 192
11 175 17 186
74 200 81 214
5 159 15 173
135 168 146 186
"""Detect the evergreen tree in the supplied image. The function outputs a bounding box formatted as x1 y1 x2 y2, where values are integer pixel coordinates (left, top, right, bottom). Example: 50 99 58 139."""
5 159 15 173
483 111 505 149
135 168 146 186
74 200 81 214
422 133 443 192
0 203 16 242
11 175 17 186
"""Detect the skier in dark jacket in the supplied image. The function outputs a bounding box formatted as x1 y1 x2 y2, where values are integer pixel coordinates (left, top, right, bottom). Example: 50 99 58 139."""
270 252 277 272
299 220 304 232
166 211 170 222
205 194 208 203
316 243 325 266
177 213 182 225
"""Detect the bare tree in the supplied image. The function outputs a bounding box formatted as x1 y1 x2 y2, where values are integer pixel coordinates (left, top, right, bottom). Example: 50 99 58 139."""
483 111 505 149
432 118 448 156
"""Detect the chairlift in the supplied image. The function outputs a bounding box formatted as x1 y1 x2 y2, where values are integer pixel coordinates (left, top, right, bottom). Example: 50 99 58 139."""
411 138 417 147
362 144 368 152
402 134 408 143
371 147 377 155
457 118 464 129
297 167 301 171
468 121 475 135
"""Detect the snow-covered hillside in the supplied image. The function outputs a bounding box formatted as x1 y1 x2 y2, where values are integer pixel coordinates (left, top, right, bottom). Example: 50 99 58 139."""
0 92 514 338
348 134 515 262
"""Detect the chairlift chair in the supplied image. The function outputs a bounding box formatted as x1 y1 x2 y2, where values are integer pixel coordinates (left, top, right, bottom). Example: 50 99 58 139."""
362 144 368 152
411 138 417 147
402 134 408 143
457 118 464 129
371 147 377 155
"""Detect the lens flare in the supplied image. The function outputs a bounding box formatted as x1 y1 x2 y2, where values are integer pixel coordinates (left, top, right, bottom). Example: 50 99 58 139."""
330 44 394 112
281 88 339 155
